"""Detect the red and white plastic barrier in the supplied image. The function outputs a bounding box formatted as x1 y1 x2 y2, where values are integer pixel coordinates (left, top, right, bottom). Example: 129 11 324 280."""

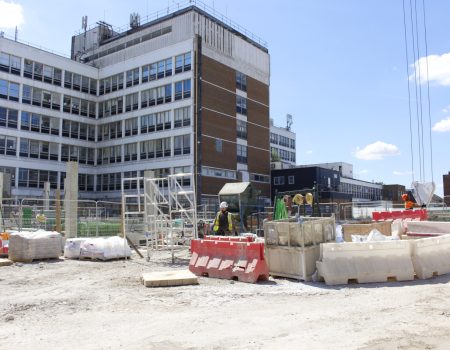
189 237 269 283
372 209 427 222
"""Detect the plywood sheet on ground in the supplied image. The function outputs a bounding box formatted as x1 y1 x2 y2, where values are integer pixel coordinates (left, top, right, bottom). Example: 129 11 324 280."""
142 270 199 287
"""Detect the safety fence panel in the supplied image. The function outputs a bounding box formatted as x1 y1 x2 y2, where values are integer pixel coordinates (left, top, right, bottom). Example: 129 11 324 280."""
0 198 122 238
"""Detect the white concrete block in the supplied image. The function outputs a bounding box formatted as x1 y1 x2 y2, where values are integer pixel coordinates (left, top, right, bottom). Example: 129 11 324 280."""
317 240 414 285
406 221 450 235
411 234 450 279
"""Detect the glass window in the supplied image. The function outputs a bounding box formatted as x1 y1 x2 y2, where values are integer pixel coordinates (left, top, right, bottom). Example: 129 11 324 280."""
236 71 247 91
215 139 222 153
165 58 172 76
0 53 9 70
9 82 19 101
184 52 191 71
183 79 191 98
175 55 183 73
0 79 7 98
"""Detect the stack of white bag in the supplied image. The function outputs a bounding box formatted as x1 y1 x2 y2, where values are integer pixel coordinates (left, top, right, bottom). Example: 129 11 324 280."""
8 230 62 262
64 236 131 260
63 238 87 259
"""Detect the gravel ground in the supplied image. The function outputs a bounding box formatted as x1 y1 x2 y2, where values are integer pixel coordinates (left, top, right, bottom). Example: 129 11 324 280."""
1 249 450 350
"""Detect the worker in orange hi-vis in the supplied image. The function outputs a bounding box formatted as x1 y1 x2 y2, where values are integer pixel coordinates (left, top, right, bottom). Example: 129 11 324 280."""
401 193 415 210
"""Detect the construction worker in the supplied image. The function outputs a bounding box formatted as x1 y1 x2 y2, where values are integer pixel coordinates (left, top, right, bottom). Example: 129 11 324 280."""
213 202 233 236
401 193 415 210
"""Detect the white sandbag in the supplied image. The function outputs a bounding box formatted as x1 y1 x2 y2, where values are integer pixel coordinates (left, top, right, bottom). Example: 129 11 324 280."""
64 238 87 259
79 237 131 260
8 230 62 262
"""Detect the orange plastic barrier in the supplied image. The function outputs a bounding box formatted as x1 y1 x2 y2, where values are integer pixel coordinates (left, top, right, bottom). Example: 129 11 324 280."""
189 239 269 283
372 209 427 221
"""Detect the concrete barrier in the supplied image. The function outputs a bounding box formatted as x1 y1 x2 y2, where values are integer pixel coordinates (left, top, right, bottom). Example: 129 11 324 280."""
411 234 450 279
406 221 450 236
317 240 414 285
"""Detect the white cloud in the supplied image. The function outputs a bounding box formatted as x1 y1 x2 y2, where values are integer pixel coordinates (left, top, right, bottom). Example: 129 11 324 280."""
354 141 400 160
393 170 413 176
432 117 450 132
0 1 24 29
412 53 450 86
442 105 450 113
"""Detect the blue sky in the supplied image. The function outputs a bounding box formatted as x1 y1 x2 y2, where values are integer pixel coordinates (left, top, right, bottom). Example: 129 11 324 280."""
1 0 449 196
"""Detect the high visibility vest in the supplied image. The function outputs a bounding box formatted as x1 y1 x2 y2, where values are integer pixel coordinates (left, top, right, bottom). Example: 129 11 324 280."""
213 211 233 232
405 200 415 210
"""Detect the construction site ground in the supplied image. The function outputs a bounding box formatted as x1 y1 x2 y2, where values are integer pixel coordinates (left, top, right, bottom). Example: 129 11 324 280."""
1 250 450 350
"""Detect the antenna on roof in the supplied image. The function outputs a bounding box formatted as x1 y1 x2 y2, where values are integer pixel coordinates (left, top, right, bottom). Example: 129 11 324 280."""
286 114 293 131
82 15 88 31
130 13 140 29
14 26 18 41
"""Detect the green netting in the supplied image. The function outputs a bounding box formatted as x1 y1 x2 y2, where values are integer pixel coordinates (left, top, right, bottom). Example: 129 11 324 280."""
274 198 288 220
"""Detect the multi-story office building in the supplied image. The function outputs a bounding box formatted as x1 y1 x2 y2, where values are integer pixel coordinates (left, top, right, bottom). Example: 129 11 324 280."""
271 162 383 202
0 5 270 204
444 172 450 206
270 118 296 169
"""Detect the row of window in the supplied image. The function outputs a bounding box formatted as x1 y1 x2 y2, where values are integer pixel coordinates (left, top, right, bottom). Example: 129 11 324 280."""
273 175 295 186
22 85 61 110
7 165 192 191
201 166 237 180
1 107 191 141
271 147 296 163
19 138 59 161
250 173 270 183
97 135 191 165
0 132 191 165
18 168 59 189
62 95 96 118
99 72 124 95
62 120 96 141
270 133 295 149
97 80 191 118
1 51 191 101
99 52 191 96
24 59 63 87
64 71 97 95
61 144 95 164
